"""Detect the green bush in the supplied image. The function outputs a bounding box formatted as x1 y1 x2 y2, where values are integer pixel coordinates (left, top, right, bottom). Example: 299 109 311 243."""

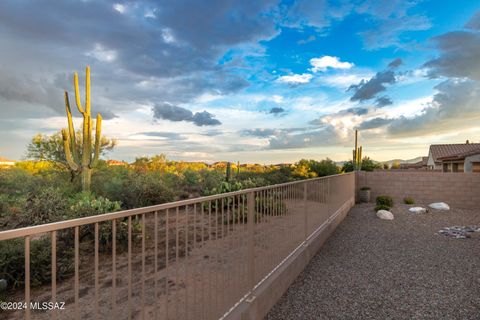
0 237 74 290
119 172 175 209
375 204 391 212
65 192 134 251
21 187 68 227
404 197 415 205
376 195 393 208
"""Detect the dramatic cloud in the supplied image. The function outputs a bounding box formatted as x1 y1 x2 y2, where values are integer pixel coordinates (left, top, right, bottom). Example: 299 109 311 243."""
388 79 480 136
241 128 279 138
388 58 403 68
423 29 480 80
269 107 286 115
356 117 393 130
349 70 396 102
375 96 393 107
152 103 221 126
277 73 312 84
267 125 341 149
310 56 354 73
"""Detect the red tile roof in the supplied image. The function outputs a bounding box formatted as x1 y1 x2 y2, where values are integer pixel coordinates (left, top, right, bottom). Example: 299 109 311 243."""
430 143 480 162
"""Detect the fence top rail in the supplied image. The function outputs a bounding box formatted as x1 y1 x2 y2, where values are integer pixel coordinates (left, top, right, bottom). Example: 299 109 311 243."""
0 172 353 241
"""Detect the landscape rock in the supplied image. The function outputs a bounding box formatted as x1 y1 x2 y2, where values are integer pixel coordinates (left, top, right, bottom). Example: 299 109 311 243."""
438 226 480 239
376 210 394 220
0 279 7 292
429 202 450 210
409 207 427 214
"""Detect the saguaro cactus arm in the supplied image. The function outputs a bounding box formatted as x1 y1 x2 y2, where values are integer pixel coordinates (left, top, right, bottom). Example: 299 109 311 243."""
64 91 79 162
62 129 79 171
74 72 85 114
90 114 102 168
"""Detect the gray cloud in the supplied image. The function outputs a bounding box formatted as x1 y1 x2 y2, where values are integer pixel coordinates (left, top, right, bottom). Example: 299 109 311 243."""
191 111 221 126
267 125 341 149
269 107 286 115
388 58 403 68
152 103 221 126
349 70 396 102
375 96 393 107
465 11 480 30
356 117 393 130
241 128 279 138
423 29 480 81
388 79 480 136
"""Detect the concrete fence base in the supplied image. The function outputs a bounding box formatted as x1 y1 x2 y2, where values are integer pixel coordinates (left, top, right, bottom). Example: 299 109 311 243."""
224 197 355 320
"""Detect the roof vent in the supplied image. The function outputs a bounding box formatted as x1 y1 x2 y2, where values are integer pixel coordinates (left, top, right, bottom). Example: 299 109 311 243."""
466 140 470 144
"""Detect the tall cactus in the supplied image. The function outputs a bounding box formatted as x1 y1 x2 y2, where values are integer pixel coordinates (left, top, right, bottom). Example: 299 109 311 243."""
62 66 102 191
353 130 362 171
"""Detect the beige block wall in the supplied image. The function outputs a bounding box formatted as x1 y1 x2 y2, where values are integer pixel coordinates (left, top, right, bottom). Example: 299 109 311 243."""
356 171 480 209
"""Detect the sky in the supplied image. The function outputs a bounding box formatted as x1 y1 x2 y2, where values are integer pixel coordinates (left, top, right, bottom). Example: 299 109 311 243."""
1 0 480 164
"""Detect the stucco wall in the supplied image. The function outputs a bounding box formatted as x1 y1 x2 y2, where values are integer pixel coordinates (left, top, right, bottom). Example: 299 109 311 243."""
465 154 480 173
356 171 480 209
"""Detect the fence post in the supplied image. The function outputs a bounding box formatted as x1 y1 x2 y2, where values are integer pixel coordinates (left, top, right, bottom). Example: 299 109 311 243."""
247 191 255 292
303 182 308 240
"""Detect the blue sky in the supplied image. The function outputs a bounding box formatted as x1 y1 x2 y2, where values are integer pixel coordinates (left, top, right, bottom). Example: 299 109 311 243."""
1 0 480 163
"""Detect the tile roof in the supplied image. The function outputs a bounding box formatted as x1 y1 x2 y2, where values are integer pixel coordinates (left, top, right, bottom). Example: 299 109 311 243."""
429 143 480 162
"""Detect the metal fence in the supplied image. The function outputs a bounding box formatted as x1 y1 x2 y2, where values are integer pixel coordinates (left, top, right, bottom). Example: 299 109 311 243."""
0 172 355 320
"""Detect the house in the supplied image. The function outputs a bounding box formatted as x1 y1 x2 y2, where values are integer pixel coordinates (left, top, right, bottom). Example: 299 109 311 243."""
106 160 128 166
0 157 15 167
400 157 428 170
426 141 480 172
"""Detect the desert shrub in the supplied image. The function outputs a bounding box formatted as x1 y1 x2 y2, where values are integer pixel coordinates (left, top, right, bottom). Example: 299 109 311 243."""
0 237 74 290
91 166 129 202
404 197 415 205
20 187 68 227
65 192 135 251
119 172 175 209
375 204 391 212
376 195 393 208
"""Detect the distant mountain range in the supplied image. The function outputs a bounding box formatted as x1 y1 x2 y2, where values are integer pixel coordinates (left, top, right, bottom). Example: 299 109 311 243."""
335 156 424 167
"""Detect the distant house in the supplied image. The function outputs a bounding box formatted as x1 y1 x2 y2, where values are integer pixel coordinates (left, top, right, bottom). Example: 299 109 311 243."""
427 142 480 172
106 160 128 166
400 157 428 170
0 157 15 167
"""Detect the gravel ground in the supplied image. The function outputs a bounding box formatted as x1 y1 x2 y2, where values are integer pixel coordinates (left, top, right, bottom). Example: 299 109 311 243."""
266 203 480 320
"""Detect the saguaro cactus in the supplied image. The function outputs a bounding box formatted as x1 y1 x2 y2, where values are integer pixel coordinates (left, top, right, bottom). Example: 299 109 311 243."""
353 130 362 171
62 66 102 191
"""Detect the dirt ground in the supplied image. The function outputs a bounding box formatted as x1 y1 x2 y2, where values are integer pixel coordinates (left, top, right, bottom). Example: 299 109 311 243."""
2 193 336 320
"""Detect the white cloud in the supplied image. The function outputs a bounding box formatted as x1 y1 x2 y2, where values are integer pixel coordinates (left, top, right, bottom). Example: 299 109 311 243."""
86 43 117 62
319 73 373 88
113 3 125 14
161 28 176 44
310 56 354 72
277 73 313 84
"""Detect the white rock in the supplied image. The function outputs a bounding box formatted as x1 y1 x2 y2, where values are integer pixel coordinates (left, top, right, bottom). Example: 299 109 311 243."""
409 207 427 214
377 209 394 220
428 202 450 210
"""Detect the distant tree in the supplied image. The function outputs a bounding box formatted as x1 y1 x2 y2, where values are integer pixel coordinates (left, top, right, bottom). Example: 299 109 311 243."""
390 161 401 170
310 158 339 177
292 159 317 178
341 160 354 173
383 163 389 170
26 131 116 180
361 157 381 172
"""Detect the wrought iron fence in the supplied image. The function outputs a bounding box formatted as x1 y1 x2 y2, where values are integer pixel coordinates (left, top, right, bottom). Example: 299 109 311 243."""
0 172 355 320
